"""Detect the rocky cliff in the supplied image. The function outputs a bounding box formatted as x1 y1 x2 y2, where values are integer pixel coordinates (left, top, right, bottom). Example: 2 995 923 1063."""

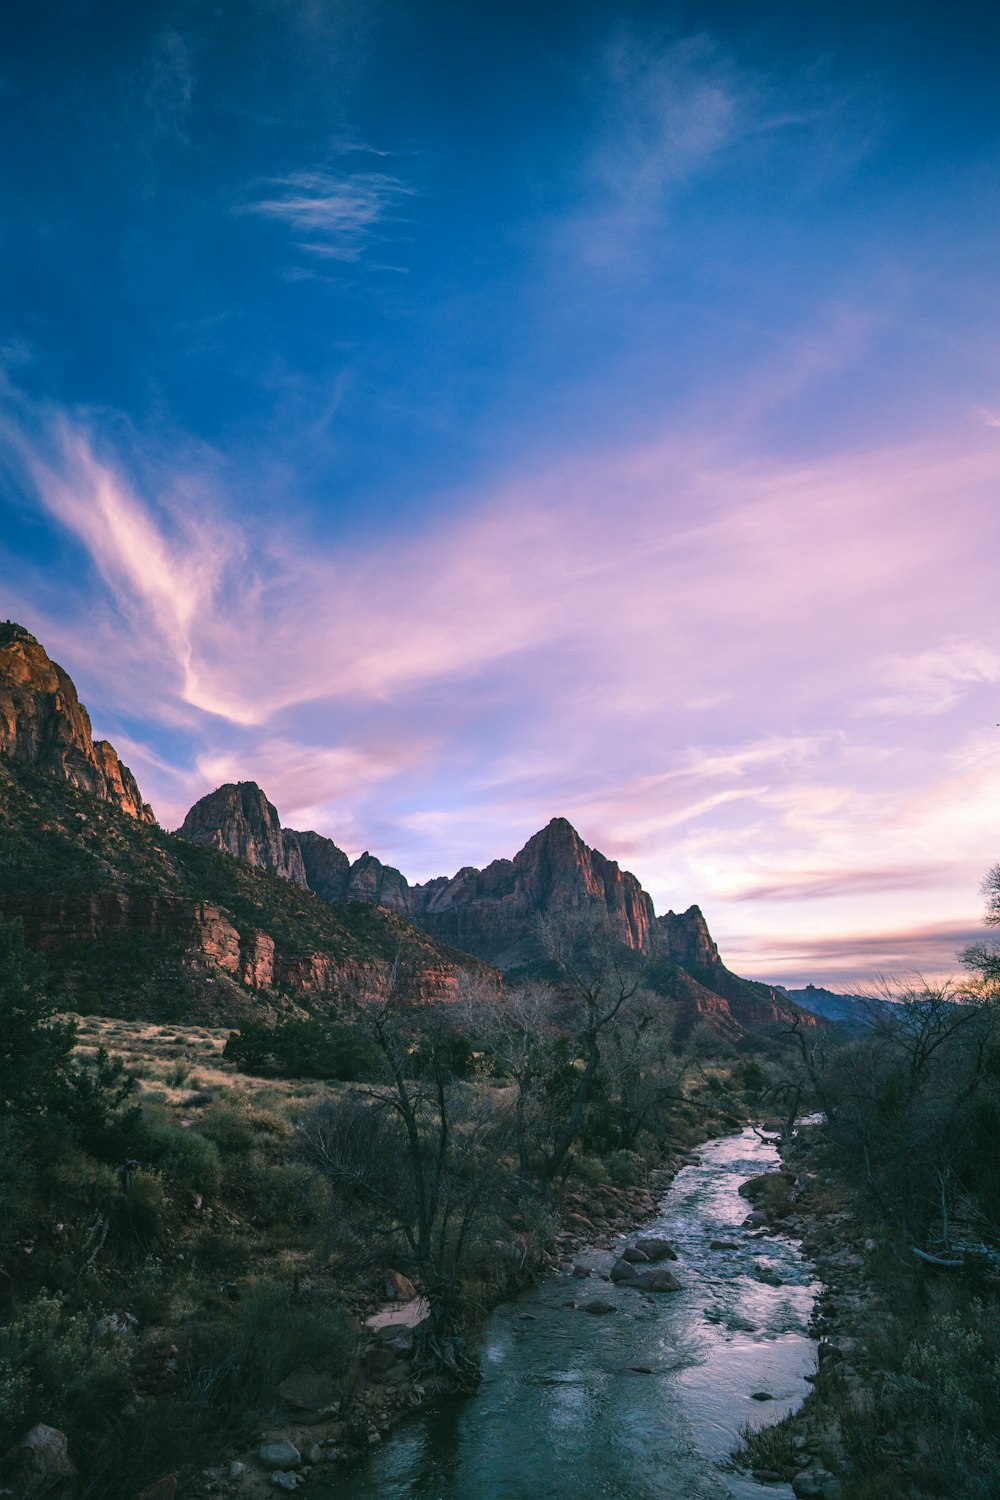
0 627 494 1021
0 622 154 822
176 790 812 1034
178 782 308 885
408 817 655 966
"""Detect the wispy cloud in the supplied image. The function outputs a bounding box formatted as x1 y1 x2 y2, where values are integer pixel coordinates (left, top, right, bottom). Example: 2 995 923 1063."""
861 639 1000 717
6 392 1000 980
593 32 744 211
726 921 989 986
246 153 416 264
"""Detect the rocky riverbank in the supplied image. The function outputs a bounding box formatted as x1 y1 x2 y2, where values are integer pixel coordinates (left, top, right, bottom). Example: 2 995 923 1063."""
730 1124 900 1500
130 1145 706 1500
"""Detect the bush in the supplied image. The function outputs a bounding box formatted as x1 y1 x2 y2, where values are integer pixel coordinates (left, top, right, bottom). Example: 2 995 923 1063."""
883 1301 1000 1498
183 1279 357 1430
223 1017 380 1081
0 1293 133 1451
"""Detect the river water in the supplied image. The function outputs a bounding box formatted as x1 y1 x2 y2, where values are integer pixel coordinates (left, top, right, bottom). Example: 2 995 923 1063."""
326 1127 819 1500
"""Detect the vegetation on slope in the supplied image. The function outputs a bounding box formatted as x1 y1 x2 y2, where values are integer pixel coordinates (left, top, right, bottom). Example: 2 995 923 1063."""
0 905 794 1498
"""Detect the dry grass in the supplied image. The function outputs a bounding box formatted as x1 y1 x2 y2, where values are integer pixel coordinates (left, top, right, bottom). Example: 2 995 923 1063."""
69 1014 330 1116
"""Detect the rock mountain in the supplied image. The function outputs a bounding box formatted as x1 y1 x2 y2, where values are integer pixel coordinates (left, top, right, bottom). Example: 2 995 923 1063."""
0 626 489 1020
0 622 807 1035
178 782 703 965
178 781 804 1035
0 622 153 823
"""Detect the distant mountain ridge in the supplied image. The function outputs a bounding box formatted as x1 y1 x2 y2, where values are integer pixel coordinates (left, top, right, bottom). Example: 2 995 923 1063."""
776 983 875 1029
178 781 813 1036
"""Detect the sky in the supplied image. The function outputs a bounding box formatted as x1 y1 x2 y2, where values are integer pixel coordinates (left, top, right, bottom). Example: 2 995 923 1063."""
2 0 1000 989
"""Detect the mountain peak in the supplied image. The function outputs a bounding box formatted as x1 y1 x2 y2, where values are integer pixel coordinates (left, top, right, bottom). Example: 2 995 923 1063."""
177 781 307 885
0 624 154 822
0 620 39 648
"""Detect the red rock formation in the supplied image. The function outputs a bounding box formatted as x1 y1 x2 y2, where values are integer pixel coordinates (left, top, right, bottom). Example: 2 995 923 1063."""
177 781 307 885
409 817 655 965
0 622 153 822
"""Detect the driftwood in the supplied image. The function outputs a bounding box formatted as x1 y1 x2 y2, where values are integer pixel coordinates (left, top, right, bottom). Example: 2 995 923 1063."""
911 1247 963 1268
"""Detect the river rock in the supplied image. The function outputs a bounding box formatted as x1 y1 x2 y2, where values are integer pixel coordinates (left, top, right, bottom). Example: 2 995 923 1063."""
622 1244 651 1263
609 1258 637 1283
710 1240 738 1250
258 1439 301 1471
270 1473 303 1493
791 1472 843 1500
580 1299 617 1314
628 1267 682 1292
385 1270 417 1301
277 1364 338 1413
631 1236 677 1262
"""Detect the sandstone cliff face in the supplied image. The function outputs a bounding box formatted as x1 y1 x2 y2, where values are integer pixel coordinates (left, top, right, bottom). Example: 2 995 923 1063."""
653 905 720 968
177 781 308 885
0 622 154 823
408 817 655 966
293 829 352 901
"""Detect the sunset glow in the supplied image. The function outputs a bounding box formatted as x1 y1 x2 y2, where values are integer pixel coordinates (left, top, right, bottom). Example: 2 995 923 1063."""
3 1 999 987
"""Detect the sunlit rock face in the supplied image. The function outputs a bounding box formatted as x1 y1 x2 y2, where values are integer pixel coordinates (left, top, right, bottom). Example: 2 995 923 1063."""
409 817 656 967
177 780 308 884
0 621 154 823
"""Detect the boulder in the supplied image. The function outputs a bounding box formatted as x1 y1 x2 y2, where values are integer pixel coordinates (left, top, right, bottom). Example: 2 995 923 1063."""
0 1426 77 1499
630 1237 677 1262
609 1258 638 1283
375 1324 415 1357
622 1245 650 1264
277 1364 338 1414
580 1299 616 1314
258 1439 301 1471
385 1270 417 1302
629 1268 682 1292
270 1473 303 1493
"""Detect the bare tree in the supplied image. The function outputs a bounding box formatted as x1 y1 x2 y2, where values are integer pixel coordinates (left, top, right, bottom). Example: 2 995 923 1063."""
533 909 646 1192
297 957 509 1387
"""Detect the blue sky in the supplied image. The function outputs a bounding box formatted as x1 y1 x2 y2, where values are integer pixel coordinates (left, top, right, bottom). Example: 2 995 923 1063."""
3 0 1000 986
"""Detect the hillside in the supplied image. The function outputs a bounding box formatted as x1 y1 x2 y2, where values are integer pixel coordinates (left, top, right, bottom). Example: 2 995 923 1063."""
0 625 495 1023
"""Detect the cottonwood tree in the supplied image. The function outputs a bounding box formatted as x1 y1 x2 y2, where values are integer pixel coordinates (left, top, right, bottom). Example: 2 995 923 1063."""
457 975 563 1179
600 989 689 1151
296 957 509 1387
818 977 1000 1247
531 909 648 1193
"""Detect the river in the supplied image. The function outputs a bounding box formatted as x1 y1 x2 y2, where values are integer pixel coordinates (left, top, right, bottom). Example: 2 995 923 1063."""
324 1126 819 1500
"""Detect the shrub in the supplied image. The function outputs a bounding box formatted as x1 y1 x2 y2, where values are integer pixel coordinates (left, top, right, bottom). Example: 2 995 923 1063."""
198 1100 253 1154
883 1301 1000 1498
183 1279 357 1430
223 1017 380 1081
0 1293 133 1451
